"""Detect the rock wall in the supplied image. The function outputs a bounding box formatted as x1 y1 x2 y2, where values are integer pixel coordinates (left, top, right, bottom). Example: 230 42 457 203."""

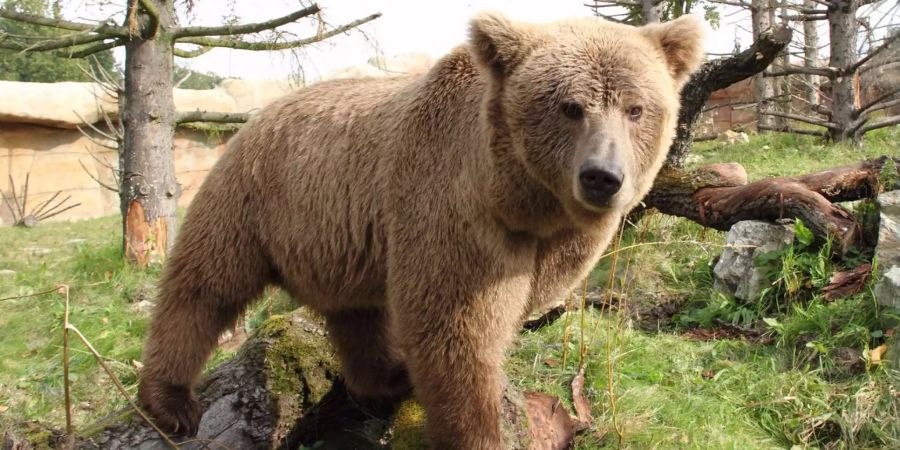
0 123 232 226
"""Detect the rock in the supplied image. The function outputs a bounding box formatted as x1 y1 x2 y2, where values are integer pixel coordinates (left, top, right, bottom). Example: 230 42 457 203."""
713 220 795 302
717 130 750 145
0 81 116 129
874 266 900 309
876 190 900 270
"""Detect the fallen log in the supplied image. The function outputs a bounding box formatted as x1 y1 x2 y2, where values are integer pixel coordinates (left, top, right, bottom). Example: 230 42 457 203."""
643 157 899 254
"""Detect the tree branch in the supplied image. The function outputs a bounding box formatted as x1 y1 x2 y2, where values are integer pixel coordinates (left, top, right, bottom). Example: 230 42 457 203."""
174 5 320 38
666 26 794 166
759 111 835 128
757 124 828 137
765 64 836 78
173 45 212 58
859 98 900 116
0 8 128 37
846 32 900 75
0 31 110 52
177 13 381 51
176 111 251 124
854 116 900 137
857 87 900 116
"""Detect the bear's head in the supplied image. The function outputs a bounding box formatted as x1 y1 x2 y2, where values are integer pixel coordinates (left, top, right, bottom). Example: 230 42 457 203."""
469 13 705 228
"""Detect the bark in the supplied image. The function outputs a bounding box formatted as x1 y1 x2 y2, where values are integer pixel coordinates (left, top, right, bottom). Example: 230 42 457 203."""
644 157 898 254
641 0 660 24
120 0 179 266
667 25 793 167
827 0 859 142
803 0 820 106
752 0 778 132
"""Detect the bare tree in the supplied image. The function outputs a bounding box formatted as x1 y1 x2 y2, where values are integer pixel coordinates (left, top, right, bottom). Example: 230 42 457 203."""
0 1 380 266
764 0 898 142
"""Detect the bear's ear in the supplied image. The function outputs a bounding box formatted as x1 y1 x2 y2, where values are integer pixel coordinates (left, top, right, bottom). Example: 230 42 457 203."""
469 12 541 79
640 15 706 87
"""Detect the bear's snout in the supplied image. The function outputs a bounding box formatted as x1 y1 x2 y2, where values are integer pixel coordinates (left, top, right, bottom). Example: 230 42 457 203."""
578 160 623 206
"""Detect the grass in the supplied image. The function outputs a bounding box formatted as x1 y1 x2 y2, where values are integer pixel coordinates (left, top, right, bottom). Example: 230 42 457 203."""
1 128 899 447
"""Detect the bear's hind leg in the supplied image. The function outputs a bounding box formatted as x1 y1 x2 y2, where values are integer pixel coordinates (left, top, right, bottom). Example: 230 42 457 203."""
324 307 411 401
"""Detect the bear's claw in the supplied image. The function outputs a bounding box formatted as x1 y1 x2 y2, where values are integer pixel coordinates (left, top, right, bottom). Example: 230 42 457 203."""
138 380 202 437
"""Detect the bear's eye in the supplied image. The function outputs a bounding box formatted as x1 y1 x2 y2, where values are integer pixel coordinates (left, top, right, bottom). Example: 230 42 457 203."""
628 106 643 121
560 101 584 120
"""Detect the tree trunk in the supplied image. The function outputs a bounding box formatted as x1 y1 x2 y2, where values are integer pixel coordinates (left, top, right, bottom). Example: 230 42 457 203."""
641 0 660 24
752 0 778 132
803 0 820 106
667 25 793 167
120 0 179 266
827 0 860 142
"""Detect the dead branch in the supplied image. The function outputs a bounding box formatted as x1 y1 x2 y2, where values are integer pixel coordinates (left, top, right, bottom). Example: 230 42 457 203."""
175 110 251 124
173 45 212 58
759 110 836 128
846 32 900 75
853 115 900 137
0 8 127 36
177 13 381 51
667 25 793 167
765 64 836 78
757 124 828 137
173 5 320 38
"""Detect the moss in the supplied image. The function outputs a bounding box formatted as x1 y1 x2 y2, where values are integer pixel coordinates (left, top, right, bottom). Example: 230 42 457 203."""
260 312 335 401
390 399 426 450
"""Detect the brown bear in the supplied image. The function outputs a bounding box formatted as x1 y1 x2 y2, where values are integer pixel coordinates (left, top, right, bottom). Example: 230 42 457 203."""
138 12 705 449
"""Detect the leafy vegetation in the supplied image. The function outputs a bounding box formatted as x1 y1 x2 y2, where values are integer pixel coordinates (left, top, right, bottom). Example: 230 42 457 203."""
1 129 898 448
0 0 118 82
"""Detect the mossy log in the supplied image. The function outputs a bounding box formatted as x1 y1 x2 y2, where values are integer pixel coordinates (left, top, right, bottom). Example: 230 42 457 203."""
643 157 899 254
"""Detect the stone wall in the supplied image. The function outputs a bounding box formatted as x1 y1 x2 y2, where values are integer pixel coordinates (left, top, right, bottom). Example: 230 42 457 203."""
0 123 232 226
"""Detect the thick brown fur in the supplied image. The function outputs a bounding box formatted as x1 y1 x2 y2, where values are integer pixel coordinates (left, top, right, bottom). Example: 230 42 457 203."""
139 13 705 449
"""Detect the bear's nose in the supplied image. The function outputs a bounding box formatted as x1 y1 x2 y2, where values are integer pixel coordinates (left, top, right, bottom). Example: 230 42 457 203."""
579 162 623 204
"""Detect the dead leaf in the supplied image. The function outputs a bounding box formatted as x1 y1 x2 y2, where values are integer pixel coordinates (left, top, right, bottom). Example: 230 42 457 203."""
525 392 576 450
100 317 109 324
821 263 871 301
571 365 592 432
869 344 887 365
131 359 143 370
702 370 716 380
0 405 8 413
543 358 559 368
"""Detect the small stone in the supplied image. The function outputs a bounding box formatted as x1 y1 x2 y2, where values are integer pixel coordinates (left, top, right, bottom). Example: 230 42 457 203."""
23 246 51 256
714 220 795 302
132 300 155 313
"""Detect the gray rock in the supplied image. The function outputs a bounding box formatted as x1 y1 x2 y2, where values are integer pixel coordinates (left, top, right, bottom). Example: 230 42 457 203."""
874 266 900 309
876 190 900 270
713 220 795 302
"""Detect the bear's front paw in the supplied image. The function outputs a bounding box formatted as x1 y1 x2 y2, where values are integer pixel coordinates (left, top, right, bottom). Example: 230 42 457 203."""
138 379 202 436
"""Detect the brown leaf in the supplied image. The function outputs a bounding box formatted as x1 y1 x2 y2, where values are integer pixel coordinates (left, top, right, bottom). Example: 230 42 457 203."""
869 344 887 366
544 358 559 368
571 366 593 432
525 392 576 450
821 263 871 301
702 370 716 380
